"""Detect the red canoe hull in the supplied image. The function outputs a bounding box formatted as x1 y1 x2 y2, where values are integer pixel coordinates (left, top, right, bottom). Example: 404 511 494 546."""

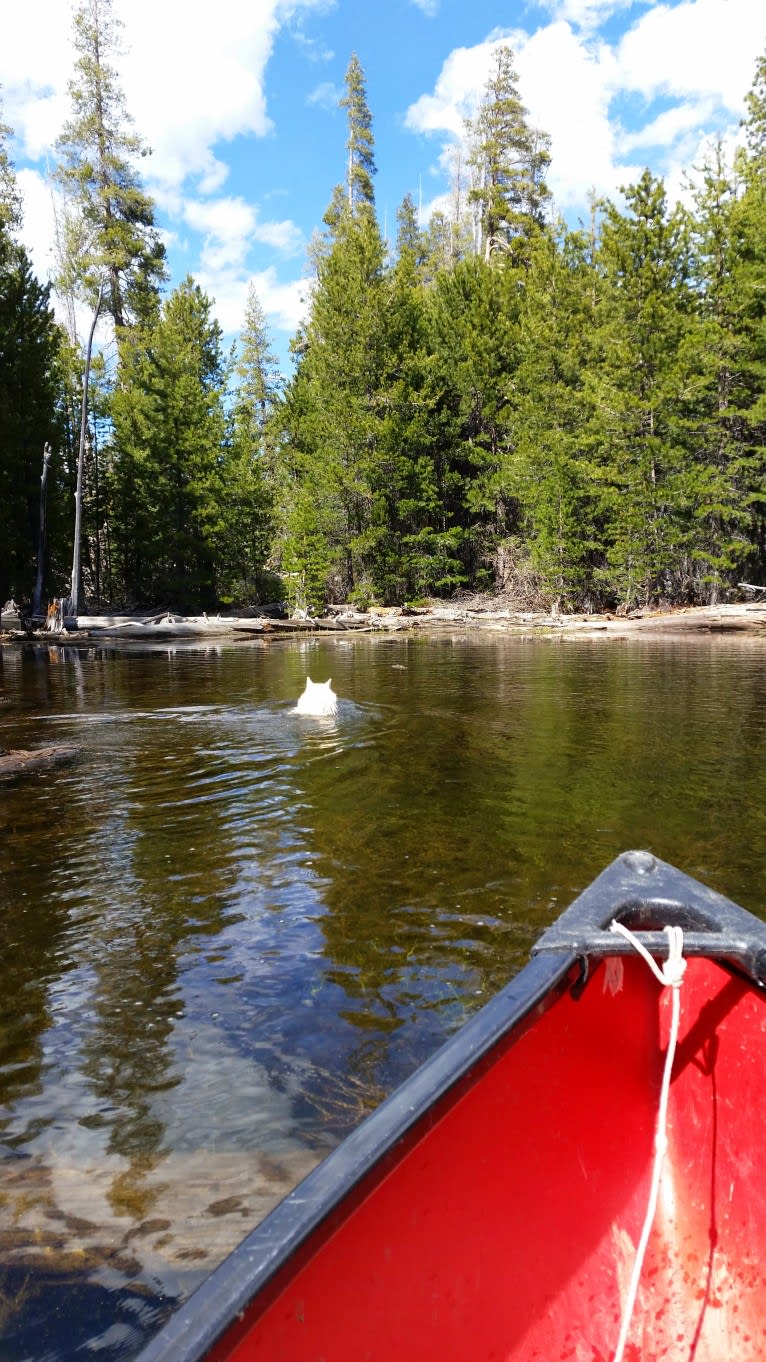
137 854 766 1362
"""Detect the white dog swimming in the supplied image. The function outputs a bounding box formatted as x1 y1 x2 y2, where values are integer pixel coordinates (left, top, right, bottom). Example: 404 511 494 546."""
295 677 338 717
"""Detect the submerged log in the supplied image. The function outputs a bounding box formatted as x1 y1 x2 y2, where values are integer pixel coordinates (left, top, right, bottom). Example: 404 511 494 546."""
0 746 80 781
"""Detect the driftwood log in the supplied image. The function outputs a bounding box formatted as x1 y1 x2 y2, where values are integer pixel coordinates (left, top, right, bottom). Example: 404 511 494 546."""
0 746 80 781
9 600 766 644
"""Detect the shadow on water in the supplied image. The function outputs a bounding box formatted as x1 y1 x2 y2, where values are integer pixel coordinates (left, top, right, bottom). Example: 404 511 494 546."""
0 632 765 1358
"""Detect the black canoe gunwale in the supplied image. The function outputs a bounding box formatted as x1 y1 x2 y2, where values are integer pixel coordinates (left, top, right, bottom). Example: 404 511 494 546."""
135 850 766 1362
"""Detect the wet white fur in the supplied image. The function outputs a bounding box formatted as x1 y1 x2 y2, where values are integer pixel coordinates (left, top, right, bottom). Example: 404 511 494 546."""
295 677 338 716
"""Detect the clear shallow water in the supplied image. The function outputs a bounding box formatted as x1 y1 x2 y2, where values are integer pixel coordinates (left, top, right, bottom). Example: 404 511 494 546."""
0 631 764 1358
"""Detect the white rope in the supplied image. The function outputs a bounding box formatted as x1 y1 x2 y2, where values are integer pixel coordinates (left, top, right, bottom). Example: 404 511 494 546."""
608 921 686 1362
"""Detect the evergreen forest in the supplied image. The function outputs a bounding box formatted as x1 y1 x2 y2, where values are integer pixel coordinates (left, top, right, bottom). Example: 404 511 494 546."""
2 0 766 618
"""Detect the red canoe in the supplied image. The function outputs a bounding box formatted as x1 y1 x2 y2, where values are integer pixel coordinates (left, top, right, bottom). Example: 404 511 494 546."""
137 851 766 1362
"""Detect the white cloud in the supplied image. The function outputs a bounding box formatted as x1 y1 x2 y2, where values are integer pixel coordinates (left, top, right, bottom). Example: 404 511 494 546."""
307 81 342 109
196 264 308 340
1 6 71 156
615 0 765 107
119 0 281 193
253 218 305 254
404 0 762 218
5 0 319 355
618 98 717 153
535 0 633 34
182 197 303 275
291 29 335 62
16 168 59 285
410 0 440 16
1 0 327 195
405 39 503 137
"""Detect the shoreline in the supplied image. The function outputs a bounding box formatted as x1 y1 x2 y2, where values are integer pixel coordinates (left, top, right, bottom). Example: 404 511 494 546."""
1 599 765 644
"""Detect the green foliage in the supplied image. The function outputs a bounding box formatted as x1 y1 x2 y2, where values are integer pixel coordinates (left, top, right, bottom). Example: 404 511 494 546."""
276 65 386 607
280 488 336 615
506 226 601 606
0 221 66 604
109 278 229 607
584 173 700 606
221 284 281 602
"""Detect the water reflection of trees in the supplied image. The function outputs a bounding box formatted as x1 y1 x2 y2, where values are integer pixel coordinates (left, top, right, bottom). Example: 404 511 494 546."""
77 727 246 1218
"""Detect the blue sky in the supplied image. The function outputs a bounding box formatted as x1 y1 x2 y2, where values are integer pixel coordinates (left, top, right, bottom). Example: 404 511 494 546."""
3 0 765 370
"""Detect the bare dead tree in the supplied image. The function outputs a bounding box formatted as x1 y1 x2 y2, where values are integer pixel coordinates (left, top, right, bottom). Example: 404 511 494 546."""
32 442 54 617
68 280 103 617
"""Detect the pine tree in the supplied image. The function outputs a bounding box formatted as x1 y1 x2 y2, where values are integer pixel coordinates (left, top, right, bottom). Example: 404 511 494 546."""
222 284 281 602
340 53 376 213
683 141 753 597
742 52 766 166
589 172 697 606
467 45 551 265
426 254 522 585
278 55 386 605
55 0 166 331
508 225 602 608
729 50 766 579
361 239 459 601
0 245 66 608
395 193 425 267
109 279 228 607
0 113 66 608
54 0 166 612
0 103 22 239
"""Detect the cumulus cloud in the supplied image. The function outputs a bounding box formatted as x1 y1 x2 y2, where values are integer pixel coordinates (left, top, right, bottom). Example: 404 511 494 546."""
16 168 59 284
5 0 322 357
404 0 761 217
196 263 308 341
2 0 326 194
618 98 718 154
615 0 764 107
182 197 303 274
405 39 502 138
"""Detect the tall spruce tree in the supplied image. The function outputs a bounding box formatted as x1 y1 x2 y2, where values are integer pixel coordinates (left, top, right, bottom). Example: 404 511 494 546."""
55 0 166 331
0 113 65 608
362 229 463 601
729 50 766 579
426 254 522 585
589 172 697 606
0 103 21 240
109 278 228 607
222 284 280 602
340 53 376 213
508 225 602 608
54 0 166 612
684 141 754 597
278 54 386 605
467 45 551 264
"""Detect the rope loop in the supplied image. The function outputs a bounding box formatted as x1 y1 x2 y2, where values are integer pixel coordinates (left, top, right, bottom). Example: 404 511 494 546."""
609 920 687 988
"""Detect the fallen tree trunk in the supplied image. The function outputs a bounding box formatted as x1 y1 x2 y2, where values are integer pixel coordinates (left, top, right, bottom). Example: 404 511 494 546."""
0 746 80 781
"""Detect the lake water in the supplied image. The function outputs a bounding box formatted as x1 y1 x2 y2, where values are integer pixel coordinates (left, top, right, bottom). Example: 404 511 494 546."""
0 630 765 1359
